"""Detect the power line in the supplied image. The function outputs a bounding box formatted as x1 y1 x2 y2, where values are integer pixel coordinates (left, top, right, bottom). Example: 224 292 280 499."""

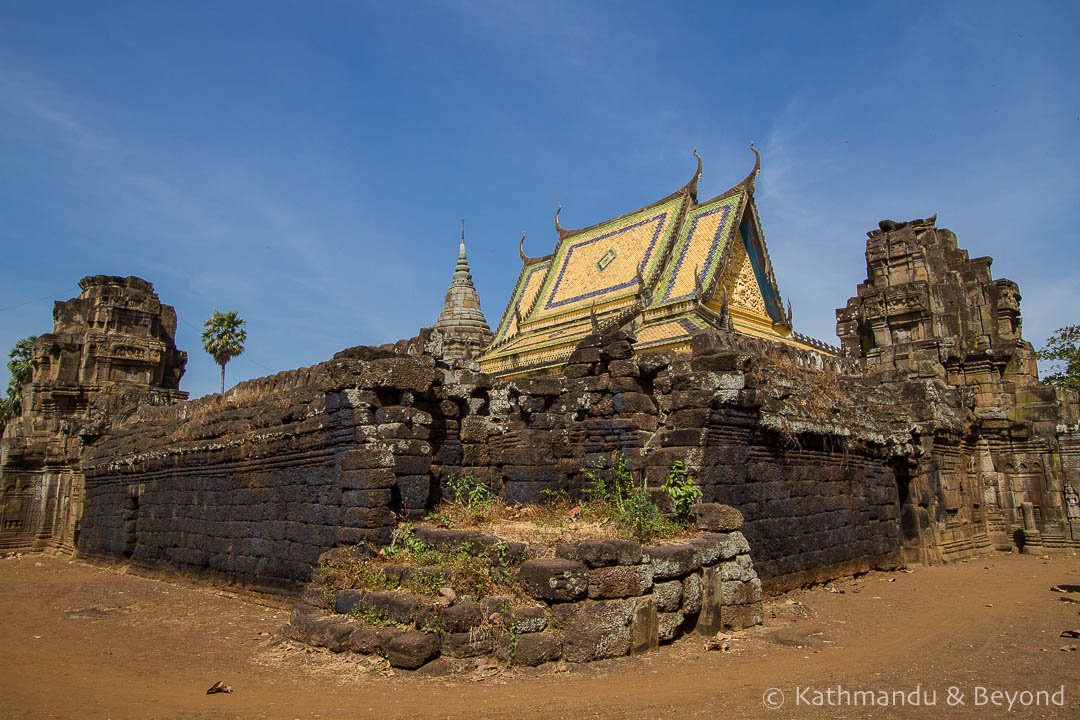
0 294 59 312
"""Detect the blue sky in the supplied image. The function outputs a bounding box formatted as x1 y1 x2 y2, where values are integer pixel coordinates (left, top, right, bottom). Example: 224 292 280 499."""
1 1 1077 399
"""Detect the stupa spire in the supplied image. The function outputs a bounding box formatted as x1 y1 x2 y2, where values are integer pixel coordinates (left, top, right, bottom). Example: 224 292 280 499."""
433 219 493 360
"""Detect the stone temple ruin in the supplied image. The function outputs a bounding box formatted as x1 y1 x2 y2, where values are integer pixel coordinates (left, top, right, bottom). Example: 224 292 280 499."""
1 150 1077 668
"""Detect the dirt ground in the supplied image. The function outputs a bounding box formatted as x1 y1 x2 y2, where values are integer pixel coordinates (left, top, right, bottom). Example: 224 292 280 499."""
1 551 1078 719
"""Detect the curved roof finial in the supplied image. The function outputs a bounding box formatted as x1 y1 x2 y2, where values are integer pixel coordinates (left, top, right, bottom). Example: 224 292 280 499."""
555 202 566 236
737 142 761 194
518 231 548 265
687 147 703 200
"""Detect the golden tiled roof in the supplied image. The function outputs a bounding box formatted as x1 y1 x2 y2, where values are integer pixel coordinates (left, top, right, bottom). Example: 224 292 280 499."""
526 194 689 327
478 147 837 377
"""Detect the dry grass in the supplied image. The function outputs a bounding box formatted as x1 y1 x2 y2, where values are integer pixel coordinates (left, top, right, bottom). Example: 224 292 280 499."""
748 352 848 419
427 482 697 555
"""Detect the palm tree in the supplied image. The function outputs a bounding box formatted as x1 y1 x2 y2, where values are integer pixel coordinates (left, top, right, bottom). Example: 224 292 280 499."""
201 311 247 394
1 335 36 431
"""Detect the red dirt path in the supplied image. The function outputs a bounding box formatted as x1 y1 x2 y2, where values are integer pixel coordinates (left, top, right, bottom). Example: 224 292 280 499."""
1 551 1078 719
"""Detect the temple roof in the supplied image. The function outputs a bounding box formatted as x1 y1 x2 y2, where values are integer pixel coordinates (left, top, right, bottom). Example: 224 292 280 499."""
478 147 831 377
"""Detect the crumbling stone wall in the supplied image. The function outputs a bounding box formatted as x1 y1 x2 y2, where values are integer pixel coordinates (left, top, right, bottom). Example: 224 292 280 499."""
74 327 908 594
0 276 187 553
78 354 480 592
837 217 1080 562
284 508 761 669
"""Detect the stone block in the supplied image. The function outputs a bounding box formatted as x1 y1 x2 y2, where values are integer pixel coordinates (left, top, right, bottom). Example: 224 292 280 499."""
611 392 656 414
630 597 658 655
686 534 731 566
720 555 756 582
377 422 429 440
562 626 631 662
337 526 392 547
348 590 420 626
681 573 703 614
653 579 683 612
343 506 395 529
587 565 653 599
607 359 640 377
384 629 441 669
460 416 495 443
504 631 563 666
441 630 493 658
555 539 642 568
288 609 353 653
395 474 430 512
643 543 701 579
375 406 432 426
721 578 762 606
341 488 392 508
481 596 513 620
339 468 397 490
393 455 432 475
660 428 707 447
505 481 558 505
600 339 633 360
347 624 396 655
441 602 483 633
658 611 684 642
567 347 601 365
509 605 548 634
519 559 588 601
694 565 724 636
341 448 394 470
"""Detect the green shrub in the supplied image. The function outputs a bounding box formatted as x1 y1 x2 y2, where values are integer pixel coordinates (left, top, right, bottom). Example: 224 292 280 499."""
661 460 702 525
581 453 675 543
445 472 495 517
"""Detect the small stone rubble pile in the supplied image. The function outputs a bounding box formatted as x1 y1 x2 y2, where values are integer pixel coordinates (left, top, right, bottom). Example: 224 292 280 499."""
283 503 761 669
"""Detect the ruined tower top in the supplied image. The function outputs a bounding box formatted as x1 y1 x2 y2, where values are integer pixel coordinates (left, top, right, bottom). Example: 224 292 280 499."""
432 221 493 360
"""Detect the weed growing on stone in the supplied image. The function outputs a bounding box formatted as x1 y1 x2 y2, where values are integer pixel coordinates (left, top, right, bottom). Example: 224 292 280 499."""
348 605 411 631
445 471 496 517
661 460 702 524
580 453 678 543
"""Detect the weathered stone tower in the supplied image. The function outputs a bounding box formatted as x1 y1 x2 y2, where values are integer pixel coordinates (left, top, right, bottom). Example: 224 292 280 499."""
837 217 1080 562
432 221 493 360
0 275 187 552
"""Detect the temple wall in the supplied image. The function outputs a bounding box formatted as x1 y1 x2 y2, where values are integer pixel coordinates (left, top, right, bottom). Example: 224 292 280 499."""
77 334 907 594
78 356 458 591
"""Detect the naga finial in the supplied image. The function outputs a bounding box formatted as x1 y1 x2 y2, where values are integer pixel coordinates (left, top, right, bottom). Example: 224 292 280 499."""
635 265 651 307
738 142 761 193
687 147 703 201
589 300 600 334
519 232 528 263
555 202 565 235
719 288 732 331
785 299 793 327
694 264 704 300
